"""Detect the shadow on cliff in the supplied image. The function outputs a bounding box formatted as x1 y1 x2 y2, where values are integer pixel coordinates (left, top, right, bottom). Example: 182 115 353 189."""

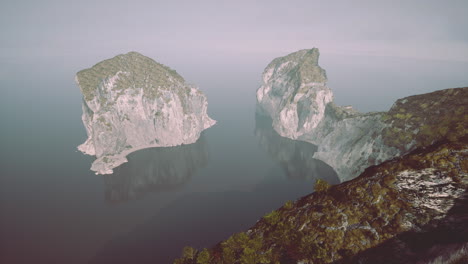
334 190 468 264
102 133 210 203
255 113 340 184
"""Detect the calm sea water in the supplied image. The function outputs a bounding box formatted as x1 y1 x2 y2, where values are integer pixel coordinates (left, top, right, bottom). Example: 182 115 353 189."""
1 54 467 264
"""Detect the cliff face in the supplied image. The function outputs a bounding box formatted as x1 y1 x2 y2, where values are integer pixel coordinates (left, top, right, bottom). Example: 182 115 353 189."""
76 52 215 174
174 136 468 264
257 48 467 181
256 48 332 140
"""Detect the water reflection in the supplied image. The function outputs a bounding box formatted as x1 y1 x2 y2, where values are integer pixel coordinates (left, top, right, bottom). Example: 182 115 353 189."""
90 177 322 264
89 116 341 264
103 134 209 203
255 113 340 184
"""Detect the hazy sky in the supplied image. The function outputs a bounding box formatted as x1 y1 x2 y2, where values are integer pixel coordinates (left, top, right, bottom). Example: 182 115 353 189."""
2 0 468 62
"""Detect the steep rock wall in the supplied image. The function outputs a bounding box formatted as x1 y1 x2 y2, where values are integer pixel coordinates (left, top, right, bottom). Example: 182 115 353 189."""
76 52 215 174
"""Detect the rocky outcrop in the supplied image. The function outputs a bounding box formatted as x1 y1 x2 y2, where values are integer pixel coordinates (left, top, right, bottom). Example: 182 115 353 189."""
257 48 467 181
174 136 468 264
256 48 332 140
76 52 215 174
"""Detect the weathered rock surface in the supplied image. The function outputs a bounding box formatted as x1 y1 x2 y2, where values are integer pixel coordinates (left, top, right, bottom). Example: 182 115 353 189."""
256 48 332 140
257 48 467 181
174 136 468 264
76 52 215 174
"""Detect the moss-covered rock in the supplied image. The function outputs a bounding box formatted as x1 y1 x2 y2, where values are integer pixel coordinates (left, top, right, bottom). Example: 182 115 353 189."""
382 87 468 151
77 51 185 101
174 136 467 263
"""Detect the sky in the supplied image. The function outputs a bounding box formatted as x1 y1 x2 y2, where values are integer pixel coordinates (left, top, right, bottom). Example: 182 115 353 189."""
1 0 467 113
1 0 468 62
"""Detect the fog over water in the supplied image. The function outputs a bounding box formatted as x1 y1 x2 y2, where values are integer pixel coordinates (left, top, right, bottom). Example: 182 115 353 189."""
1 1 467 263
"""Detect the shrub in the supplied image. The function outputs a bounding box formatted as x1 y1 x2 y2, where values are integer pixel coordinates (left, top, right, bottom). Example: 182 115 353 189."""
197 248 211 264
182 246 197 260
314 179 331 192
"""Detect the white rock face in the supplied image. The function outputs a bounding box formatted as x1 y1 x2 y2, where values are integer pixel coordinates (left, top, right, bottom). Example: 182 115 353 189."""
257 49 333 139
395 168 466 216
257 49 399 181
76 52 215 174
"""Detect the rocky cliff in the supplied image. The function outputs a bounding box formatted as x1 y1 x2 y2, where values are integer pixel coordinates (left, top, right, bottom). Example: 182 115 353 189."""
76 52 215 174
256 48 332 140
257 49 467 181
174 135 468 264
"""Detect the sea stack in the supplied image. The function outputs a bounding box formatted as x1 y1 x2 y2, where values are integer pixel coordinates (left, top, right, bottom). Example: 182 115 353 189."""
257 48 467 181
76 52 216 174
257 48 333 139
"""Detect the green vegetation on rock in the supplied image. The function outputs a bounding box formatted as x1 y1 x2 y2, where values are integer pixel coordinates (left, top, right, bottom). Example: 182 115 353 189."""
196 249 211 264
381 87 467 151
314 179 331 192
174 135 468 264
297 49 327 84
268 48 327 85
76 51 185 101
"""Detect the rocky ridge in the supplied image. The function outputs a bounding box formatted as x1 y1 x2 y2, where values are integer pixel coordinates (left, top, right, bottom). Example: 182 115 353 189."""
174 135 468 264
